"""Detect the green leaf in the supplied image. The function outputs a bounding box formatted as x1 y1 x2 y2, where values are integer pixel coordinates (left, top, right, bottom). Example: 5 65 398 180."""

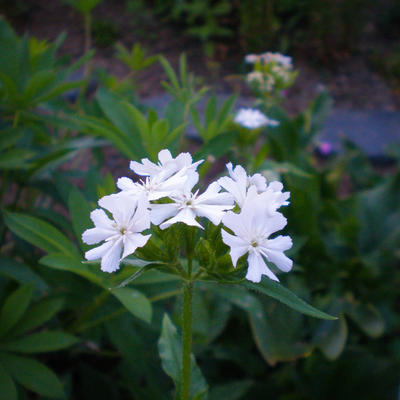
39 253 103 286
344 302 385 338
0 361 17 400
111 287 152 323
0 148 35 169
68 188 92 252
1 331 78 353
0 285 33 338
4 211 79 257
209 380 252 400
242 278 336 320
211 285 311 365
314 313 347 360
195 131 236 159
11 297 64 335
0 257 48 291
158 314 208 399
0 353 65 398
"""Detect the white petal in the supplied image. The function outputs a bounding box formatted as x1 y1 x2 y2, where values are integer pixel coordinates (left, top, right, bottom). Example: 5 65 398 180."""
222 210 250 238
117 177 137 192
129 197 151 232
221 230 248 266
218 176 246 206
158 149 173 165
99 193 137 227
194 204 232 225
82 227 113 245
101 239 123 273
267 235 292 251
90 209 114 229
85 240 114 261
160 207 202 230
247 252 279 282
260 235 293 272
249 173 267 192
196 182 234 205
150 203 178 225
130 158 160 177
122 233 151 259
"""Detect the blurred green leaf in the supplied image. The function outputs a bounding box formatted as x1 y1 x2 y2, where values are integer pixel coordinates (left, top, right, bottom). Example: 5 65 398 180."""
11 297 64 336
0 352 65 398
111 287 152 323
0 362 17 400
1 331 78 353
314 313 348 360
209 380 252 400
0 285 33 338
0 257 48 292
4 211 79 257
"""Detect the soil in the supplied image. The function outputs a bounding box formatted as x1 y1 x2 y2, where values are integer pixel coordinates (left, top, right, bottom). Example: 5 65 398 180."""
8 0 400 115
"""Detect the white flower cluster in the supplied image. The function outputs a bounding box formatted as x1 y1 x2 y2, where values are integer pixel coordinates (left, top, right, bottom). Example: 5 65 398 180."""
82 150 292 283
245 51 295 94
245 52 293 67
234 108 279 129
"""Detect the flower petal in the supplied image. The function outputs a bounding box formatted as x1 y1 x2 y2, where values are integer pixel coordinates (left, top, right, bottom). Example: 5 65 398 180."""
160 207 202 230
85 240 114 261
82 227 113 245
129 197 151 232
150 203 178 225
247 252 279 282
194 204 232 225
90 209 114 229
221 229 248 266
101 239 123 273
122 233 151 259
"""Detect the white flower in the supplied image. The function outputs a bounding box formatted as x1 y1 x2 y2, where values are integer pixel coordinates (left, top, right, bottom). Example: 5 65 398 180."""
234 108 279 129
261 52 292 67
130 149 203 181
116 171 187 201
221 193 293 283
218 163 267 207
151 174 234 229
82 193 151 273
245 54 261 63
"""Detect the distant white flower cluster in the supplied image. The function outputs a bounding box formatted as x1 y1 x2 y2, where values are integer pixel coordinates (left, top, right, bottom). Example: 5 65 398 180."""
245 51 295 94
245 52 293 67
234 108 279 129
82 150 292 283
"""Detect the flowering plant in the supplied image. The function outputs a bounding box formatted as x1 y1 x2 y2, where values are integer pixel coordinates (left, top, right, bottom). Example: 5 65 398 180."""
245 51 298 108
82 149 335 400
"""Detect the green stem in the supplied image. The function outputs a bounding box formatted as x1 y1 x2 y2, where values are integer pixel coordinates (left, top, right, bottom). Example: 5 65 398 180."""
181 281 193 400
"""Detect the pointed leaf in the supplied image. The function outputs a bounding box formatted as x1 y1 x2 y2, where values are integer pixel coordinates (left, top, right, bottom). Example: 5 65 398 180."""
1 331 78 353
111 287 152 323
158 314 208 398
0 362 17 400
0 353 65 398
243 278 336 320
314 313 347 360
4 211 79 257
0 285 33 337
11 297 64 335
